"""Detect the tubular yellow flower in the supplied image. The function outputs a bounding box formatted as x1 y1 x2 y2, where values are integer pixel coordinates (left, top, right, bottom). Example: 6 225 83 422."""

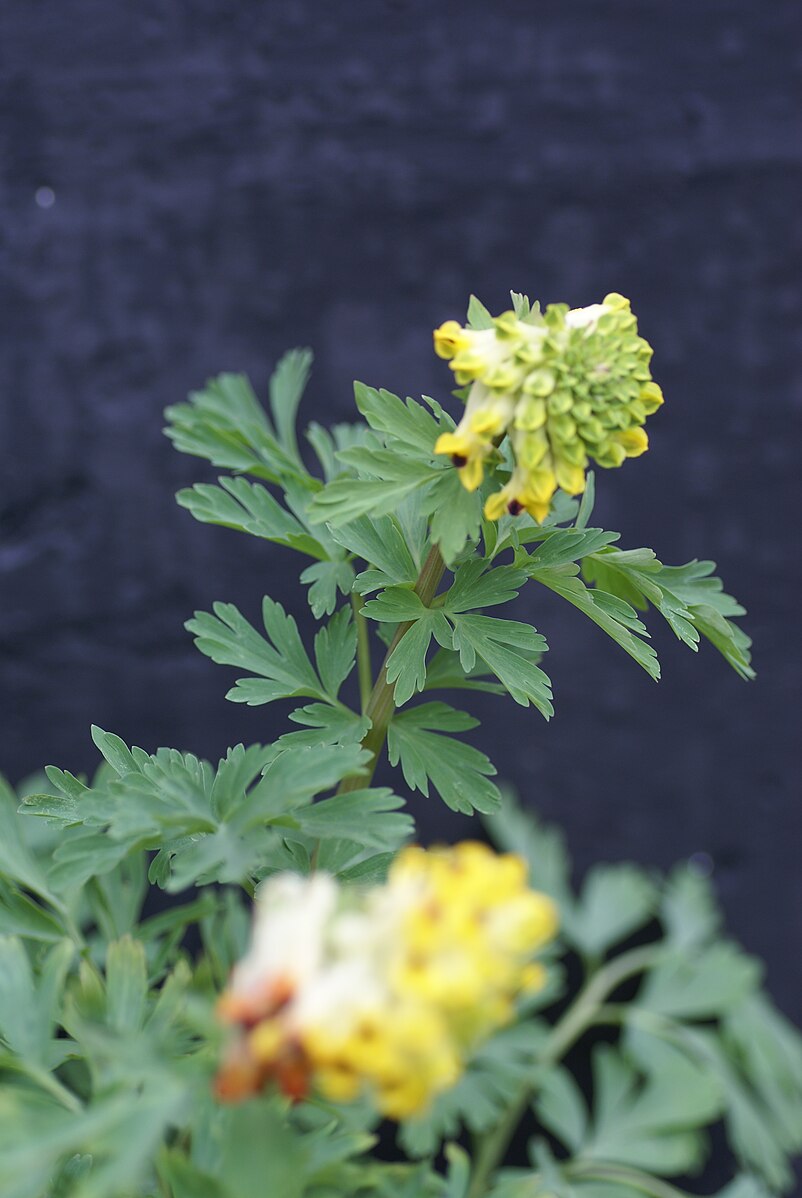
433 294 663 522
433 383 516 492
215 843 558 1119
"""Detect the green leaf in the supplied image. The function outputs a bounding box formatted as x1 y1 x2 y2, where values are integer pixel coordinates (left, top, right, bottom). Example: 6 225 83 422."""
313 605 358 698
444 1143 471 1198
0 885 66 943
449 614 553 716
361 587 430 623
157 1151 227 1198
692 603 755 680
362 590 454 704
177 476 328 559
536 1066 589 1153
51 1154 94 1198
354 382 446 459
629 1026 796 1193
241 743 370 828
308 451 442 525
575 471 596 528
0 937 73 1066
138 892 218 946
83 854 148 946
387 702 501 815
484 793 573 908
0 777 59 908
90 726 142 776
424 648 507 696
661 864 721 950
509 291 532 320
19 766 87 824
279 703 370 749
306 419 375 481
165 371 311 486
269 347 313 463
337 852 395 885
218 1100 306 1198
466 294 494 329
187 597 352 705
290 788 413 851
565 864 657 957
385 613 454 705
576 1041 723 1175
329 514 420 592
530 566 660 681
105 937 148 1034
421 467 483 564
723 992 802 1162
714 1179 776 1198
400 1021 549 1157
637 942 761 1020
301 559 355 617
583 551 754 680
38 731 372 894
521 527 619 570
722 1067 796 1190
443 560 527 613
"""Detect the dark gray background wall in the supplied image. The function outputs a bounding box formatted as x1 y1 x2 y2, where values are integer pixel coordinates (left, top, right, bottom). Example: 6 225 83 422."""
1 0 800 1043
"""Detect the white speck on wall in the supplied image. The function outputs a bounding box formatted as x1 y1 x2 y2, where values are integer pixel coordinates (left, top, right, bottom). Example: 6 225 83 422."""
35 187 56 209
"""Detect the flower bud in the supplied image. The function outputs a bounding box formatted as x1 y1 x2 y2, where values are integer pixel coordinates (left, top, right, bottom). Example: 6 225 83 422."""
432 295 662 522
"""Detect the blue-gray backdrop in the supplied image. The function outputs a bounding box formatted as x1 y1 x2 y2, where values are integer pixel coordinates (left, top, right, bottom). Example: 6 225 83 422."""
1 0 800 1169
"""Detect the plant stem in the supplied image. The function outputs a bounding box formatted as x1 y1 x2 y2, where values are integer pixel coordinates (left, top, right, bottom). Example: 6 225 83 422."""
352 593 373 714
566 1162 693 1198
465 943 662 1198
337 544 446 795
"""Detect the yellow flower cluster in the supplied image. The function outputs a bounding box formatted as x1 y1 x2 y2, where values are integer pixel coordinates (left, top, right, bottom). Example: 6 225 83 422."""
433 295 663 522
215 843 557 1119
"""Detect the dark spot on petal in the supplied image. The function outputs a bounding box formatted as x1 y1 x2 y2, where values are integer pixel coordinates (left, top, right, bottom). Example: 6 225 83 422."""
451 453 467 468
508 499 523 515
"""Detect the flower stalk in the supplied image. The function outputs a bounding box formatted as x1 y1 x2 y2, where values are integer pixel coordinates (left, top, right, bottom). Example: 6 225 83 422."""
465 943 662 1198
338 543 446 795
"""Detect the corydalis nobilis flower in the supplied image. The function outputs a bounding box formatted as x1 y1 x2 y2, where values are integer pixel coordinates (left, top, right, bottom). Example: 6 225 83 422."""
215 842 557 1119
434 294 663 522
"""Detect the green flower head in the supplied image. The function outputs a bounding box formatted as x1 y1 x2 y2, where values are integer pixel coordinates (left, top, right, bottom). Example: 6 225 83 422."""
434 294 663 522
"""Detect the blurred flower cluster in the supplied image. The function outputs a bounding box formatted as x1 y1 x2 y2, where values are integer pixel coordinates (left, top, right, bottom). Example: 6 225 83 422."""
433 294 663 522
216 843 558 1119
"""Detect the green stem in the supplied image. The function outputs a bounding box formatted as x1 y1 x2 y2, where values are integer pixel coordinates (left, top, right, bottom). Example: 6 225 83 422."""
465 943 661 1198
17 1062 83 1113
566 1161 693 1198
337 544 446 795
352 593 373 714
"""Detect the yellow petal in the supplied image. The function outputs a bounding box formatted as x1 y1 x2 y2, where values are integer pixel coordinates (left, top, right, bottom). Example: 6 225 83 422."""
248 1019 285 1064
317 1065 361 1103
434 431 464 457
469 407 506 436
517 434 548 472
433 320 467 360
615 427 649 457
514 396 547 431
520 963 547 995
525 467 557 505
554 459 586 495
460 456 484 492
639 382 664 414
483 491 508 521
450 349 489 381
524 499 551 524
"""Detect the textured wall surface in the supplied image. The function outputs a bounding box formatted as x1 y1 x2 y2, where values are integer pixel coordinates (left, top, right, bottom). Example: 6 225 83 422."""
1 0 800 1128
